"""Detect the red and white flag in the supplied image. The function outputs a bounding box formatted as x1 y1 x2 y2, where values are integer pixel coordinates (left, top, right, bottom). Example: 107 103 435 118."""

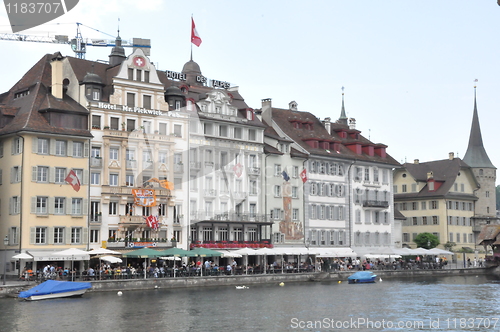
145 215 159 230
300 169 307 183
65 170 81 192
191 17 202 47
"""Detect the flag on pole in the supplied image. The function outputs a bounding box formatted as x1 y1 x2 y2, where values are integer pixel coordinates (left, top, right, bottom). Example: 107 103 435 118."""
145 215 159 230
282 170 290 182
300 169 307 183
65 170 81 192
191 17 202 47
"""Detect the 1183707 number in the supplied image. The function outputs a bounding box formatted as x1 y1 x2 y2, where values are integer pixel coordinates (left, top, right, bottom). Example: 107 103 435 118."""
445 317 499 329
5 2 62 14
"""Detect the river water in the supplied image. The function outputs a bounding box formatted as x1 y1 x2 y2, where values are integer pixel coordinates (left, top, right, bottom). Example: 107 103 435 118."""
2 274 500 332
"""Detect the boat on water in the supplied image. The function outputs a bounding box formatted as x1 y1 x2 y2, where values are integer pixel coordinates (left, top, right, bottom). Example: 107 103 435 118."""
347 271 377 284
18 280 92 301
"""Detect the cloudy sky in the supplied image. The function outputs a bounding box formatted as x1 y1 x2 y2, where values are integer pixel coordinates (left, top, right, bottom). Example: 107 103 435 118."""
1 1 499 182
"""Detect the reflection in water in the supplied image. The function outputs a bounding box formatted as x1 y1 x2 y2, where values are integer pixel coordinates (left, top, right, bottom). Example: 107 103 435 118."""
2 275 499 332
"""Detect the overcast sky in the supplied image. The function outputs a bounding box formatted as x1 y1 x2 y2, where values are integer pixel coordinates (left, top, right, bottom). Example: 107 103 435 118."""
1 1 499 183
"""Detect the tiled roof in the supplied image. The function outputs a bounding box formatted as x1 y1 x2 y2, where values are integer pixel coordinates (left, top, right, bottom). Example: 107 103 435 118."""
264 143 283 155
269 107 400 165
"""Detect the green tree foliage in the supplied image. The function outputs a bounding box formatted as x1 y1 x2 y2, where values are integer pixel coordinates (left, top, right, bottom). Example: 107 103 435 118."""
414 232 440 249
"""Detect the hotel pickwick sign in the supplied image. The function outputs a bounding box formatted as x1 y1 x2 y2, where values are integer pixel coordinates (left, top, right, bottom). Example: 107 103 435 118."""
132 189 157 207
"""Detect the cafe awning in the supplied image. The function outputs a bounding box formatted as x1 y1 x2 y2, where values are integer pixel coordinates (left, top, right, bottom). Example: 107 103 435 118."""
28 250 90 262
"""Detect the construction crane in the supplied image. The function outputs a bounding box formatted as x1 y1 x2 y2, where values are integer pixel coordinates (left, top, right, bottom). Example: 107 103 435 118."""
0 22 150 59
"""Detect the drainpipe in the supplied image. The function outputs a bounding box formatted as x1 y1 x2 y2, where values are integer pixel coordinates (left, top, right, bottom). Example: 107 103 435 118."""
16 134 25 277
346 160 356 248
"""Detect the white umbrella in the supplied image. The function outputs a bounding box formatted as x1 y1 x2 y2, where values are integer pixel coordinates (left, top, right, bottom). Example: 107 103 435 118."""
12 253 33 259
100 256 123 264
221 250 242 258
51 248 90 281
427 248 454 255
88 248 121 255
232 248 257 275
253 247 276 274
160 256 181 261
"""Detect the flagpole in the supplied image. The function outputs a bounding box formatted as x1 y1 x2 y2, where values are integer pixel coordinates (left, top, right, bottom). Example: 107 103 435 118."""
190 14 193 61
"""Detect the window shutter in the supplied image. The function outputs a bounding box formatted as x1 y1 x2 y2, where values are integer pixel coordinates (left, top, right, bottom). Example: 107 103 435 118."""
325 206 330 220
11 139 15 154
67 141 73 157
83 199 88 216
84 142 89 158
9 197 13 215
10 167 15 183
83 228 88 244
49 167 55 183
66 227 72 244
30 227 35 244
0 142 3 158
66 198 72 215
48 197 55 214
83 170 89 185
48 227 54 244
49 139 56 155
15 198 20 215
30 197 36 214
32 137 38 153
32 166 37 182
15 227 19 244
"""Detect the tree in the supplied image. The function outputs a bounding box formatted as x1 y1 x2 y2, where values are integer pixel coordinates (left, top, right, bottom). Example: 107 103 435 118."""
414 232 440 249
443 241 456 252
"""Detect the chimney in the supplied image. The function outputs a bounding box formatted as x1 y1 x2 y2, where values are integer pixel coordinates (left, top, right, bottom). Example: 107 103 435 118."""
427 171 434 180
449 152 454 160
261 98 272 125
51 54 64 99
323 117 331 134
414 159 419 164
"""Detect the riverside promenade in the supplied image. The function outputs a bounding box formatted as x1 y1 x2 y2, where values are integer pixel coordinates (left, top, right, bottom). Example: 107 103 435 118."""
0 266 493 298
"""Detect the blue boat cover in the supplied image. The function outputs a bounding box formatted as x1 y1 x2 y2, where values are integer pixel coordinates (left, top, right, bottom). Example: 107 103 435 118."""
19 280 91 298
347 271 377 280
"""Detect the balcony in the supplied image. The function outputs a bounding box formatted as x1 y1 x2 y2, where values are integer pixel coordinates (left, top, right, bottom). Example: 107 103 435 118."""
106 240 175 249
126 160 137 169
190 161 201 170
174 163 184 173
190 240 273 249
90 215 102 223
143 161 154 170
103 128 172 142
247 167 260 175
191 211 268 223
90 157 102 168
204 189 217 197
233 192 247 200
363 200 389 208
102 185 172 197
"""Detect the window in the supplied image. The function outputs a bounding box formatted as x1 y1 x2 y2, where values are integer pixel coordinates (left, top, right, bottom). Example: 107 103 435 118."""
219 125 228 137
158 204 167 216
35 227 47 244
234 127 242 139
143 95 152 109
54 227 64 244
430 201 438 209
292 186 298 198
159 123 167 135
36 197 48 214
72 142 83 157
292 166 299 178
274 164 281 177
110 117 119 130
127 93 135 107
144 71 150 83
421 201 427 210
55 167 66 183
364 168 370 181
126 174 134 187
249 204 256 218
55 140 66 156
54 197 65 214
293 208 299 220
204 123 213 135
126 119 136 132
71 227 82 244
90 229 99 244
12 137 22 154
37 166 48 182
422 216 428 225
174 124 182 137
71 198 82 215
109 202 118 215
402 184 407 193
37 138 49 154
143 120 152 134
432 216 439 225
92 115 101 129
10 196 20 215
90 201 100 222
250 180 257 195
109 173 119 186
91 172 100 185
110 147 119 160
248 129 256 141
274 185 281 197
373 168 379 183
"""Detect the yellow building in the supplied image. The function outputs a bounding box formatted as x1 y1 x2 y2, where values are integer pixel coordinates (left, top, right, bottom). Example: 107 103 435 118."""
394 154 478 250
0 53 92 274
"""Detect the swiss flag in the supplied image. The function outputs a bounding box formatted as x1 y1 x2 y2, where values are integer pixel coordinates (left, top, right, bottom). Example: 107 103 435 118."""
300 169 307 183
145 215 159 230
65 170 81 192
191 17 202 47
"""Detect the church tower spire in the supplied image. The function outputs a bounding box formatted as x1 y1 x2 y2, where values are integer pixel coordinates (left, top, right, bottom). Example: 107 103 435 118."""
338 86 348 125
463 86 495 168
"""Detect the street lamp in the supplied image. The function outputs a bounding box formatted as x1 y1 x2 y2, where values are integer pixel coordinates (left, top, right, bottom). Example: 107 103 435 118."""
3 235 8 285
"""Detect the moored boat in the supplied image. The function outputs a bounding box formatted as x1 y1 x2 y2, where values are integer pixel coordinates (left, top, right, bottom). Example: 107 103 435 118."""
18 280 92 301
347 271 377 284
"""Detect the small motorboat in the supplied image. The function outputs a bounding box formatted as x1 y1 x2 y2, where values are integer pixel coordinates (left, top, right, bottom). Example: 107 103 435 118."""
347 271 377 284
235 285 249 289
19 280 92 301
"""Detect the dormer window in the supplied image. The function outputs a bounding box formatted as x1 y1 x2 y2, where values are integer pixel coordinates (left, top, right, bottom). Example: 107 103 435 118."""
86 86 101 101
246 110 254 121
14 89 30 99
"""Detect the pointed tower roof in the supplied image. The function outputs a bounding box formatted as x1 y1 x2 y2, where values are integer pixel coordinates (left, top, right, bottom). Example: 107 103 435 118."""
463 87 495 169
338 88 348 125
